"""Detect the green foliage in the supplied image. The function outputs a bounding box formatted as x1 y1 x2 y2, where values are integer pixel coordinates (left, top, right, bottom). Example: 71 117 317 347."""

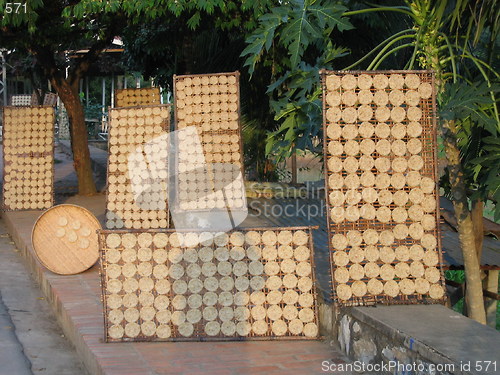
439 82 499 131
64 0 273 31
445 270 465 283
242 0 352 73
445 270 466 315
241 113 277 181
469 136 500 221
0 1 127 79
265 58 331 160
121 20 177 86
0 0 44 32
241 10 285 74
445 270 500 330
241 0 352 161
83 101 106 120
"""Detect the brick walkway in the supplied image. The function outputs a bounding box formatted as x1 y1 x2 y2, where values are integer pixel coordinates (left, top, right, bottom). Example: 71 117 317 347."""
2 142 352 375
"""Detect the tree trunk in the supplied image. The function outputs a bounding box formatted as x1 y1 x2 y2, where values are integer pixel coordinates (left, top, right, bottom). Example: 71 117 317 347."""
51 78 97 196
484 270 499 328
471 199 484 260
442 119 486 324
291 152 298 185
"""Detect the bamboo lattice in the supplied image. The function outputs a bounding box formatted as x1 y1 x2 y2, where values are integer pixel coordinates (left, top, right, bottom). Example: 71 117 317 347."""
43 93 58 106
115 87 162 108
2 106 55 211
99 227 320 342
173 72 245 212
105 105 171 229
321 70 446 306
9 94 32 106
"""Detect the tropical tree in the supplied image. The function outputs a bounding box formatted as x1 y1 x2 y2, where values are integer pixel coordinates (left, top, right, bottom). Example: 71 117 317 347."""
0 0 127 194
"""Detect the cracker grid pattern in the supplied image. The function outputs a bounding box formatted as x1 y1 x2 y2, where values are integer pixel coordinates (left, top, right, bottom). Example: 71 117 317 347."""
99 227 319 341
115 88 162 108
105 105 171 229
2 106 55 210
10 94 32 106
43 93 58 107
321 71 445 306
173 72 245 211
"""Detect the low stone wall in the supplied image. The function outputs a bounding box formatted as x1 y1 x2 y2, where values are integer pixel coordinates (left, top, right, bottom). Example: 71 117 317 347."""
318 299 499 375
333 308 455 375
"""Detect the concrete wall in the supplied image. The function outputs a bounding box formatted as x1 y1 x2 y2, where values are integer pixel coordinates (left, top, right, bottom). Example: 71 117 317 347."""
318 298 499 375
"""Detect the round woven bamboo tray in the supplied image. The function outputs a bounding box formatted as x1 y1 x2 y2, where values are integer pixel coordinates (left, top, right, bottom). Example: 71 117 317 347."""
32 204 102 275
